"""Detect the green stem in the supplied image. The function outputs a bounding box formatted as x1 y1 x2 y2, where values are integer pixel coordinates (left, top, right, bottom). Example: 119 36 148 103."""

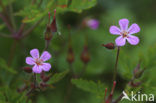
8 3 16 30
79 63 87 78
8 40 17 66
113 47 120 81
34 73 37 87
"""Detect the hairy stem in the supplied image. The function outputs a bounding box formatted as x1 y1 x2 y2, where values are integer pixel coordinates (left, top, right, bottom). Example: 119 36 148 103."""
113 47 120 81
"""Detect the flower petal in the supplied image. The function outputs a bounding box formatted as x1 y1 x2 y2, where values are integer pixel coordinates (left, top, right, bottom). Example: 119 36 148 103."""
40 51 51 61
128 23 140 35
26 57 35 65
42 63 51 72
115 36 126 46
127 35 139 45
87 19 99 30
119 19 129 31
109 26 121 35
32 65 42 73
30 49 39 59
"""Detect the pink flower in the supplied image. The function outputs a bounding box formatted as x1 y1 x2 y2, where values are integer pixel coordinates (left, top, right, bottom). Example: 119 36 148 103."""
87 19 99 30
26 49 52 73
109 19 140 46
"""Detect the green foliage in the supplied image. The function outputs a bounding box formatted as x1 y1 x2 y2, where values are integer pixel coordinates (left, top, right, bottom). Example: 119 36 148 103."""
68 0 97 13
15 0 97 23
0 58 17 74
71 78 106 98
0 0 15 12
0 86 31 103
48 70 69 84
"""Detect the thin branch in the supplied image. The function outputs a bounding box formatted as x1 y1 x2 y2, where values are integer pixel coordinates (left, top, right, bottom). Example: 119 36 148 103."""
22 18 43 38
8 3 17 30
0 33 12 38
113 47 120 81
0 13 14 33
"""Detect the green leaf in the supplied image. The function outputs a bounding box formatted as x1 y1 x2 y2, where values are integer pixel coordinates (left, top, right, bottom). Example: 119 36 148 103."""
15 5 45 23
15 0 97 23
49 70 69 84
68 0 97 13
0 0 15 12
0 58 17 74
71 79 106 98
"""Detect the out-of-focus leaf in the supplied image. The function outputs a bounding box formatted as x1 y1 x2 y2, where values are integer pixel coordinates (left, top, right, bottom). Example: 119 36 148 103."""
15 5 45 23
68 0 97 13
0 24 5 30
15 0 97 23
0 58 17 74
71 79 106 98
0 0 15 12
48 70 69 84
0 86 30 103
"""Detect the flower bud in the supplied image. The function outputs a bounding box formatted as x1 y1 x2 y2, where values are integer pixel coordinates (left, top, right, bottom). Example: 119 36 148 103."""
80 45 90 64
129 81 141 87
40 72 51 82
45 25 53 41
86 19 99 30
133 63 145 79
40 82 49 88
23 67 32 73
102 43 115 50
67 46 75 64
30 83 35 89
51 9 57 32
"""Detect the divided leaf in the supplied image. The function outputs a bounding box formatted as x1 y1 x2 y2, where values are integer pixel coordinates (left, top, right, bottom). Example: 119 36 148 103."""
71 78 106 98
49 70 69 84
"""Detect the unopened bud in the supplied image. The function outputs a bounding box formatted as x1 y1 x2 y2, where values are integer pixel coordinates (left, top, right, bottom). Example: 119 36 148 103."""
23 67 32 73
67 46 74 64
30 83 35 89
45 25 53 41
80 45 90 64
133 63 145 79
129 81 141 87
40 72 51 82
51 9 57 32
102 43 115 50
40 82 49 88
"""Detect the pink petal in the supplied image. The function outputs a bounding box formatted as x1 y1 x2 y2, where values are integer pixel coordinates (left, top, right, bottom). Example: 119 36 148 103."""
87 19 99 30
119 19 129 31
42 63 51 72
30 49 39 59
128 24 140 35
40 51 51 61
26 57 35 65
109 26 121 35
127 35 139 45
115 36 126 46
32 65 42 73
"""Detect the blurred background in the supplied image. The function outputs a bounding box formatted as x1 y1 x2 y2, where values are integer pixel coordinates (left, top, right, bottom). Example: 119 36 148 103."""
0 0 156 103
